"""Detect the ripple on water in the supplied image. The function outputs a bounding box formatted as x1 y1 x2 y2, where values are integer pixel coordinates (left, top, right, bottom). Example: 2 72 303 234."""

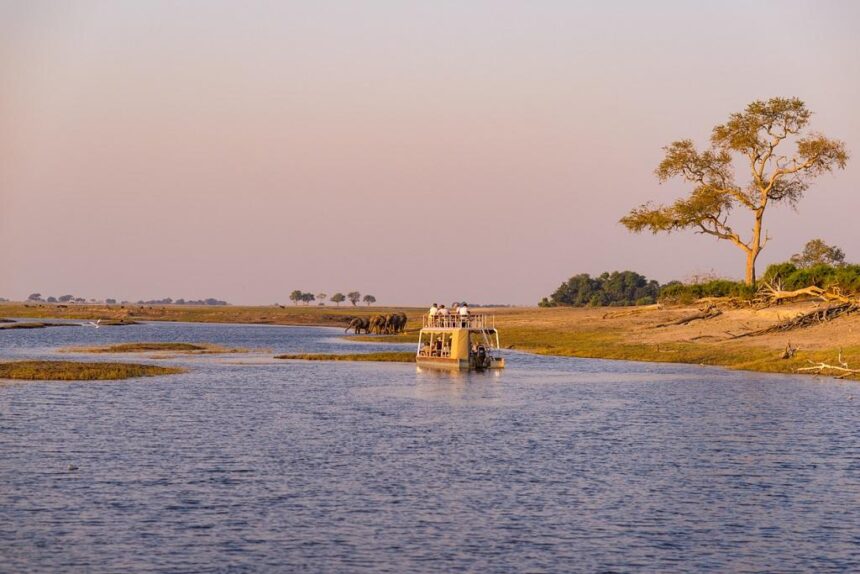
1 322 860 572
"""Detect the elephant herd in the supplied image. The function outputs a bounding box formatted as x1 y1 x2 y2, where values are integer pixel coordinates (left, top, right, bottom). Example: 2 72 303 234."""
345 312 407 335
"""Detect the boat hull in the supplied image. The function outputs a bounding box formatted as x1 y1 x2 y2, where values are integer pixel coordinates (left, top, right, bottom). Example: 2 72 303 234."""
416 356 505 371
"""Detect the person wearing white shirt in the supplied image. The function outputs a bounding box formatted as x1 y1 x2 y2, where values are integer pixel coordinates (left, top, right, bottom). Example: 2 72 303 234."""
428 303 438 325
458 302 469 326
437 305 450 325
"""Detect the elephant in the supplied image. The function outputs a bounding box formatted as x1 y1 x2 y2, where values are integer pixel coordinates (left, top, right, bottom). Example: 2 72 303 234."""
383 314 396 334
368 314 387 334
385 313 406 334
345 317 369 334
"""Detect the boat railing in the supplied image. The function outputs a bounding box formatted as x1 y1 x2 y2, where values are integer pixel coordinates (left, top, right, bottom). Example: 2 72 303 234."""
422 314 494 329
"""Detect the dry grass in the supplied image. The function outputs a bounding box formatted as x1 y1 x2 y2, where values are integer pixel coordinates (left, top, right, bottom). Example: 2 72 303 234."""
275 352 415 363
0 302 425 328
0 360 184 381
64 342 248 354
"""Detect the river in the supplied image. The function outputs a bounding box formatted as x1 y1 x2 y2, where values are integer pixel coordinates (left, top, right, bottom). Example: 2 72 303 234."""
1 321 859 572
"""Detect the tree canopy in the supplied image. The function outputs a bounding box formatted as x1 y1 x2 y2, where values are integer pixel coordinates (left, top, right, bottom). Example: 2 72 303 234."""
300 292 315 305
540 271 660 307
790 238 845 268
621 98 848 286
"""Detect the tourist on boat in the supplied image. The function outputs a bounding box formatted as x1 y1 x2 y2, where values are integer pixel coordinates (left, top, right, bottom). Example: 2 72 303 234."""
438 305 450 325
428 303 439 325
458 302 470 326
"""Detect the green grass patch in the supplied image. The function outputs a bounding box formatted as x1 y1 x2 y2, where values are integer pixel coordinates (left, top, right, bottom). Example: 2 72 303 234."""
275 352 415 363
64 342 247 354
0 360 184 381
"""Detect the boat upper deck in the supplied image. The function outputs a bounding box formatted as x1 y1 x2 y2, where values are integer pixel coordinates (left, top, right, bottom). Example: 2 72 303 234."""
422 314 495 330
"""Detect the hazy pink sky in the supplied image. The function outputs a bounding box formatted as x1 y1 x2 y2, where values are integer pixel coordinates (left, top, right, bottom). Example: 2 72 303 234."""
2 1 858 305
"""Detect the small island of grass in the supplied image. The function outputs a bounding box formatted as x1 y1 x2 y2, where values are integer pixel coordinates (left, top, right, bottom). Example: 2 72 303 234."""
98 319 139 326
0 321 79 330
64 342 248 354
0 360 184 381
275 352 415 363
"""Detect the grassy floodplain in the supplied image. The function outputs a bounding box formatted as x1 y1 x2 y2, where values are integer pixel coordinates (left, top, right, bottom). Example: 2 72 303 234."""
3 302 860 379
0 360 184 381
0 302 424 327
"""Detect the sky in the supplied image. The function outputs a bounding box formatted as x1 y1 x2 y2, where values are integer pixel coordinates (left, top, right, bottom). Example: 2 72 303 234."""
1 0 859 306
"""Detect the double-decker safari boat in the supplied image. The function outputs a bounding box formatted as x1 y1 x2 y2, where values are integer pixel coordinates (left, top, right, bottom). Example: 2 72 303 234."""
416 313 505 371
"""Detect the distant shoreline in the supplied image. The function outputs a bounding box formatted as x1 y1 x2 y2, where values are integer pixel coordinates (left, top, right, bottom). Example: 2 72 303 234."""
2 302 858 380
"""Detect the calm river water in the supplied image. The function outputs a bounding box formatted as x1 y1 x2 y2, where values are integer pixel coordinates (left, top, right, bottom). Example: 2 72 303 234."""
1 321 860 572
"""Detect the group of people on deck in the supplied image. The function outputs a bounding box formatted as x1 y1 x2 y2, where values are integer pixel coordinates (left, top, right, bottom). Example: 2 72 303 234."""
427 302 470 326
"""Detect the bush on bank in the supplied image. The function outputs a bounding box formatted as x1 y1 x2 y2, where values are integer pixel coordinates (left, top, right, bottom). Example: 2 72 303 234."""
539 271 660 307
658 280 754 304
763 262 860 293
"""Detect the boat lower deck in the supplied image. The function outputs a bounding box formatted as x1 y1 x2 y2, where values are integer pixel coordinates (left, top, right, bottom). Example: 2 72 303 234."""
416 356 505 371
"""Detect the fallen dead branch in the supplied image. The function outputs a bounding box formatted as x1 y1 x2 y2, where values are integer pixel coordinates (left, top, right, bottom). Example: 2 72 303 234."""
758 281 855 305
696 296 752 309
733 302 858 338
653 305 722 328
797 351 860 379
602 304 662 319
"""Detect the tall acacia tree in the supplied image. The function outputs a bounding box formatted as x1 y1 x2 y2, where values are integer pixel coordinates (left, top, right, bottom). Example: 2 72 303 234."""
621 98 848 286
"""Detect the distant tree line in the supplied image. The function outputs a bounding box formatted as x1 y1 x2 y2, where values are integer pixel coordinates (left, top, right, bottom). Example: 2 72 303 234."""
288 290 375 306
544 239 857 307
137 298 228 306
23 294 229 306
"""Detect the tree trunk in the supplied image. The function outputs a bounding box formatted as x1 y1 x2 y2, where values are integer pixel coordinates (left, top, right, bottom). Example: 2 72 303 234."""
745 211 764 287
745 250 757 286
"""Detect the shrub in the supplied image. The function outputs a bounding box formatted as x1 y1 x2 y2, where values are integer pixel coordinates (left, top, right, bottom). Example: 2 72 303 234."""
763 261 860 294
542 271 660 307
658 279 752 304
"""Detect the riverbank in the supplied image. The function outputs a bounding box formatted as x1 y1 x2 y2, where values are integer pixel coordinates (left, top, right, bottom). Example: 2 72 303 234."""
3 302 858 379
